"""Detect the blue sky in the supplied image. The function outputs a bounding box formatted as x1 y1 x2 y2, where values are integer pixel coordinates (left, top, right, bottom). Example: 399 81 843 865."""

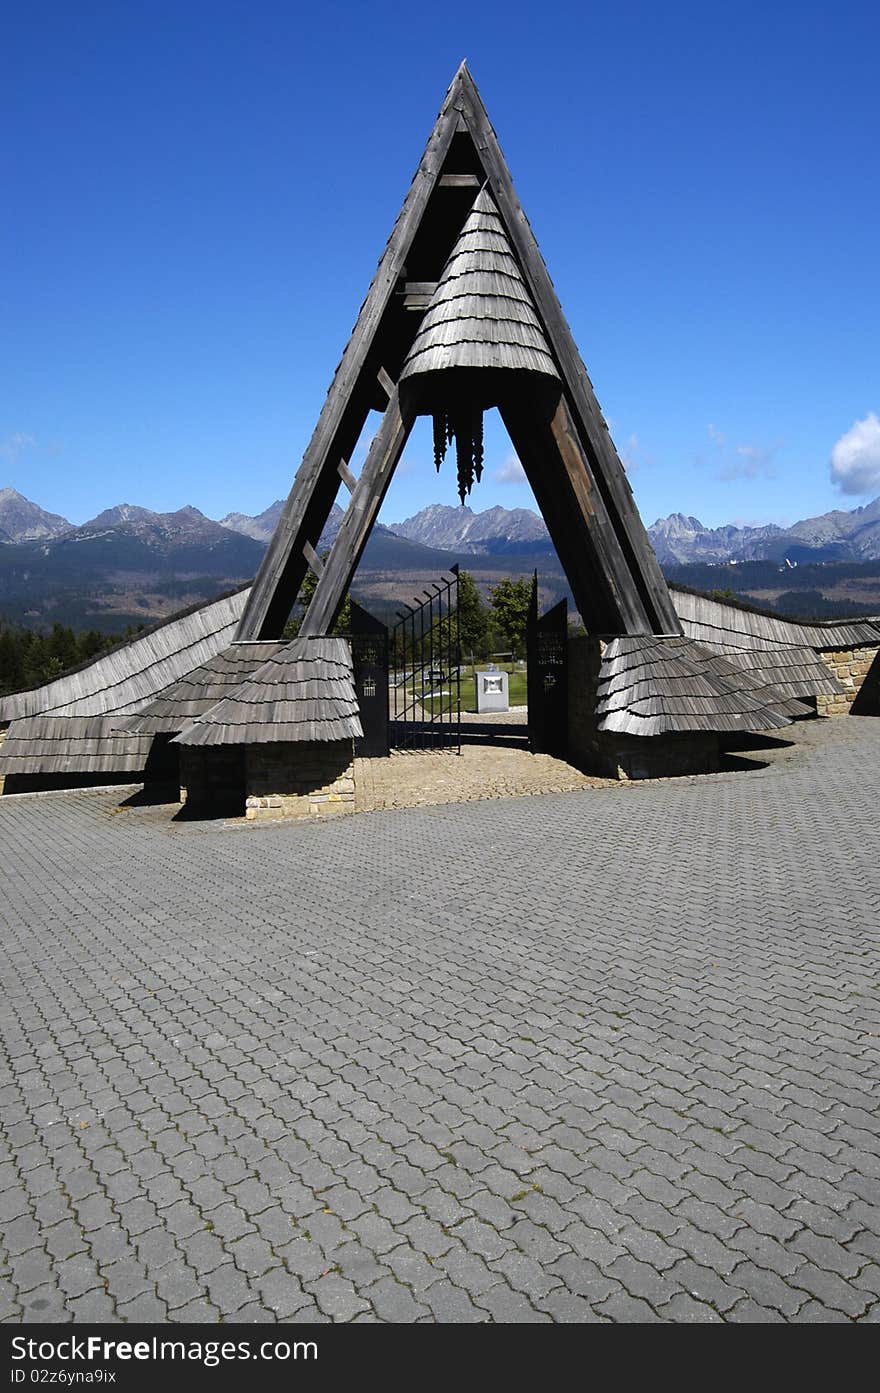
2 1 878 531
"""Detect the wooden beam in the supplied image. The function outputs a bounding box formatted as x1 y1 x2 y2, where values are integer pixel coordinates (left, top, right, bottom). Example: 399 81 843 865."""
439 174 481 187
234 72 467 640
398 280 438 311
377 366 396 401
302 541 324 576
501 391 652 635
300 387 418 637
337 458 358 493
455 69 682 636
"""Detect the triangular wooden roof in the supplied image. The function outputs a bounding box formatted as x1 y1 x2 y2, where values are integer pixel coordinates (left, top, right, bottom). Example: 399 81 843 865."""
236 64 682 643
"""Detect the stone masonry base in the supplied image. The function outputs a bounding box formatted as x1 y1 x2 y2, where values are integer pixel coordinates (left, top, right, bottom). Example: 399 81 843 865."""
245 740 355 821
817 644 880 716
179 746 245 811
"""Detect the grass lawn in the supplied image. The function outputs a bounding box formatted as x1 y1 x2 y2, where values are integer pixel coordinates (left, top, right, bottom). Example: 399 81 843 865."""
402 663 527 714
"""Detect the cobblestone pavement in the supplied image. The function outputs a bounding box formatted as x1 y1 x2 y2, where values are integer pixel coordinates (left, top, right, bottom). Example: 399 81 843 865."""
354 744 605 814
1 716 878 1324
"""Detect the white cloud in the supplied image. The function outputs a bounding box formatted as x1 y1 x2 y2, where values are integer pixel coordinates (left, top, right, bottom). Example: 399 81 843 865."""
830 412 880 496
620 432 642 473
719 442 779 482
494 453 526 485
0 432 36 463
706 424 780 482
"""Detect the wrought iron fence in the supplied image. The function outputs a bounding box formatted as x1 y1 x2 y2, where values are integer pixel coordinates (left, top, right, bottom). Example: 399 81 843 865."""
390 566 461 751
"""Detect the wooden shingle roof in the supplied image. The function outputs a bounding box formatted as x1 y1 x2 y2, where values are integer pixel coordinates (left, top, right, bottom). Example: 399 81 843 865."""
173 637 363 747
116 641 285 734
672 587 880 655
715 646 846 701
596 635 812 736
399 188 560 382
0 716 153 775
0 587 251 722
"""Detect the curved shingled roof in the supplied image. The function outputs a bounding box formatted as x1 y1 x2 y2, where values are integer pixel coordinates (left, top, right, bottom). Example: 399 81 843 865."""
596 635 812 736
399 188 560 381
116 641 285 734
173 637 363 747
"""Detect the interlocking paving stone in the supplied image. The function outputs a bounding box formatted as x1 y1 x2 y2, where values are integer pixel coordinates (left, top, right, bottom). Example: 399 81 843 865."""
0 716 878 1322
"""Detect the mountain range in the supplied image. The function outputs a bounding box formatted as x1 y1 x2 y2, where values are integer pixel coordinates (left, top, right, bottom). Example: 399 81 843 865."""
386 498 880 564
1 485 879 632
389 503 550 553
647 500 880 565
3 485 879 563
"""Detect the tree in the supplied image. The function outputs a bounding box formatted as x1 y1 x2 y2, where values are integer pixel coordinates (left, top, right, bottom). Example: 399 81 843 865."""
456 570 489 658
488 576 532 657
0 620 139 696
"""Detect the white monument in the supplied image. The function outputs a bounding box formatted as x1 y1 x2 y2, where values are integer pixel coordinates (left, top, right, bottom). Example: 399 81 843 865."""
475 668 509 713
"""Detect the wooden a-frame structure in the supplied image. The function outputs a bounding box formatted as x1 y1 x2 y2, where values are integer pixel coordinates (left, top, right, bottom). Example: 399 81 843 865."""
235 63 682 645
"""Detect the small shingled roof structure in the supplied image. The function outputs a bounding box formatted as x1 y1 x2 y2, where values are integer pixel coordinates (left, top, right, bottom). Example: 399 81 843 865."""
595 636 812 736
399 188 561 385
0 588 254 790
116 640 284 734
0 717 154 777
172 637 362 747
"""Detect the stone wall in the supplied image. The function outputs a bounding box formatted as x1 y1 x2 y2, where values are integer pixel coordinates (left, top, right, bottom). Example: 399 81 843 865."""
816 644 880 717
245 740 355 821
179 745 245 812
606 731 720 780
566 636 719 779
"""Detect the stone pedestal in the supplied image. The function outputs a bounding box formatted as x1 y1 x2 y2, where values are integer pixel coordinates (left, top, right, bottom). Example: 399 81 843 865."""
475 669 509 712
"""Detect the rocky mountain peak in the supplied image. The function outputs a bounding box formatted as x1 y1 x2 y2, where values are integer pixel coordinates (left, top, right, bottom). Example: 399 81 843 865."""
0 486 71 542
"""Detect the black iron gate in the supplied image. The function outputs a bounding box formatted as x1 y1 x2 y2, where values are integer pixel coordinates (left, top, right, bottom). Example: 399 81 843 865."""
347 600 389 757
390 566 461 751
527 574 568 756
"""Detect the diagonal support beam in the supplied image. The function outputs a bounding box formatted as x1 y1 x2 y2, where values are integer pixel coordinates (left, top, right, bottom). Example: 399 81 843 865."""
337 458 358 493
299 386 418 637
502 391 654 635
233 77 467 642
302 541 324 576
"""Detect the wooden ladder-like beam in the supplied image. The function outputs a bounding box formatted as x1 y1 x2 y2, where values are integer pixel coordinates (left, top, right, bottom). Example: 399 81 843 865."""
233 81 466 642
299 385 418 637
